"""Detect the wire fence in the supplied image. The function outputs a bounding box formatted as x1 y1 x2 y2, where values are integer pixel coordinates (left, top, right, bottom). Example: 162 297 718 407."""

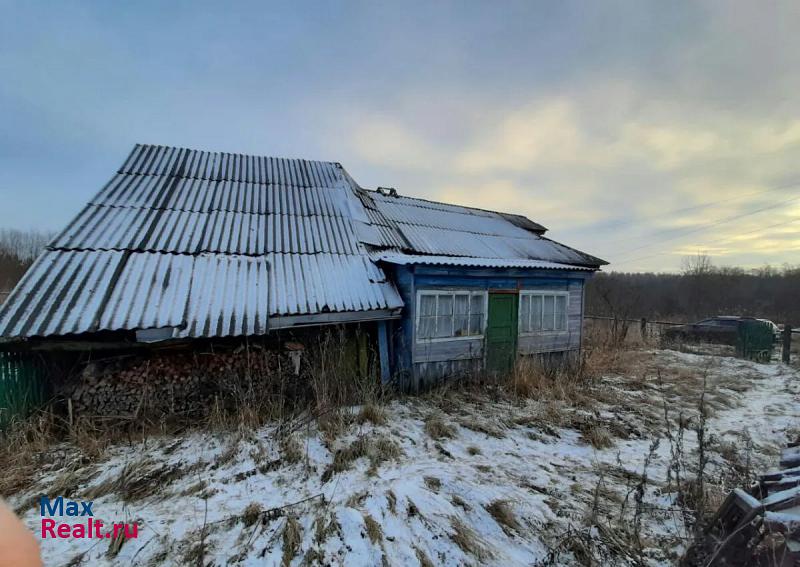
584 315 683 344
585 315 796 363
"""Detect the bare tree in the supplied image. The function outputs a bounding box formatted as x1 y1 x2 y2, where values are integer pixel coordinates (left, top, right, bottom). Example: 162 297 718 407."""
0 228 54 261
0 228 55 291
589 272 642 345
585 257 800 326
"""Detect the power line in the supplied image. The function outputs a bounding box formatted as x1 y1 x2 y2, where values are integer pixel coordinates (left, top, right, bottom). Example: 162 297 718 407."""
611 216 800 268
601 182 800 245
613 193 800 259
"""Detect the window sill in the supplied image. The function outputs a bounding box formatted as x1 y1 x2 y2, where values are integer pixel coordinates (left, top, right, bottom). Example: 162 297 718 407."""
416 335 485 344
519 330 569 337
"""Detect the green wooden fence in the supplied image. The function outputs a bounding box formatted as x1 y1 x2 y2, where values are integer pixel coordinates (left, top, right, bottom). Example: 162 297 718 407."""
0 351 48 429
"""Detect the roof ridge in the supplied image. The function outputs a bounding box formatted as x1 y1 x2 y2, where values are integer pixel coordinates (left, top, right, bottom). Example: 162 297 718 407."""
83 202 357 218
364 188 545 229
131 143 341 166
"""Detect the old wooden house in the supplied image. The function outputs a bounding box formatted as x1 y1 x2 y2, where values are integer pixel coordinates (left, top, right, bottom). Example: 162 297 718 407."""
0 144 605 390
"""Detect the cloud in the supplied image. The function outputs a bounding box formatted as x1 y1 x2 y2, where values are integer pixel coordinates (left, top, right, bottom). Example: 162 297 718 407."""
3 0 799 272
340 85 800 272
453 100 588 173
349 114 445 171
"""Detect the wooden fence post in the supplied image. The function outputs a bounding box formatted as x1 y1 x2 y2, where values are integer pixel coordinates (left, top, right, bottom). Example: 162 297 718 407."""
783 325 793 364
640 318 648 340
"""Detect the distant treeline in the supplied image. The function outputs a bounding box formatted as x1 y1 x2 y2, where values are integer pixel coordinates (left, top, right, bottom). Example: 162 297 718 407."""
586 255 800 325
0 229 54 291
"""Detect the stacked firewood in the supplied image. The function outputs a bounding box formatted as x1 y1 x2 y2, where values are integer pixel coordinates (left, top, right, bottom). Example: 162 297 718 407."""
65 345 303 419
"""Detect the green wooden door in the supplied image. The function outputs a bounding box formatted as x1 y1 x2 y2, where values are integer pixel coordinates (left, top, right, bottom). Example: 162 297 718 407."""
486 293 518 374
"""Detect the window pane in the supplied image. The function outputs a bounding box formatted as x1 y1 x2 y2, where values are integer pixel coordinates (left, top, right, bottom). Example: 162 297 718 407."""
542 295 555 331
438 295 453 316
419 316 435 339
454 314 469 336
454 294 469 315
556 295 567 330
419 294 436 317
470 294 484 314
454 293 469 337
435 314 453 338
469 313 483 335
520 295 531 333
531 296 543 331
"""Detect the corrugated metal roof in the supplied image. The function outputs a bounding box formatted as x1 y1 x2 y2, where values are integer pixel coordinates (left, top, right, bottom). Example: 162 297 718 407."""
370 198 531 238
0 250 126 338
0 248 404 339
0 142 604 341
0 144 404 340
374 254 594 271
118 144 342 185
52 205 362 255
92 174 351 215
0 250 273 339
181 254 270 338
359 190 606 267
267 254 402 316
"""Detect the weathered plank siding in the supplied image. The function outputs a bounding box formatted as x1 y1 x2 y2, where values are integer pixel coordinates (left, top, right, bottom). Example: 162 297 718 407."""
391 265 592 388
413 338 484 363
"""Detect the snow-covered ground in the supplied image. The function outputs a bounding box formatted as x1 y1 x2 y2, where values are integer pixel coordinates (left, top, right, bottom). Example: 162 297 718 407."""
8 348 800 566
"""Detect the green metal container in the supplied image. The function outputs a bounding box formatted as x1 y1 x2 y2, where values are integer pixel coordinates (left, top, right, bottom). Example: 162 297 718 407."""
736 320 774 362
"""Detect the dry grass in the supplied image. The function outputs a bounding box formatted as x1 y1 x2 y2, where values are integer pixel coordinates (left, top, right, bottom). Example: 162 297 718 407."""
423 476 441 491
363 513 383 545
451 494 471 511
386 490 397 514
485 499 521 536
321 435 401 481
457 416 506 439
357 403 387 426
281 515 302 567
466 445 481 456
510 358 556 398
406 498 420 518
218 435 241 466
49 460 95 498
106 525 128 558
280 434 303 465
0 412 110 499
241 502 262 527
85 456 194 503
414 545 435 567
579 424 614 450
450 517 491 561
424 413 456 440
318 409 356 446
313 509 339 546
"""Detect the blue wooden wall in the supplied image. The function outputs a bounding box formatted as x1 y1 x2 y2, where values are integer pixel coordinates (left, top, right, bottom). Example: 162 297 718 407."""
388 264 592 388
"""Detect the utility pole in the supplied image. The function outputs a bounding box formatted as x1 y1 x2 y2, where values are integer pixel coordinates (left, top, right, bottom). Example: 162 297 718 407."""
783 325 793 364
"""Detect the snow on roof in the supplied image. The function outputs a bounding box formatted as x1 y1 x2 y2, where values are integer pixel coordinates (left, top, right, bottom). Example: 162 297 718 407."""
358 189 606 267
0 144 402 340
0 143 603 341
374 253 595 271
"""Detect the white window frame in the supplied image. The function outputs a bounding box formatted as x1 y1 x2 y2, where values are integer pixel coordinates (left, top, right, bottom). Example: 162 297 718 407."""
518 291 570 335
415 290 488 343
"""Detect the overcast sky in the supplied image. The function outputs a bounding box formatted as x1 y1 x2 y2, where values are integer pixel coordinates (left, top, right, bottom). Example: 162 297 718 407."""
1 1 798 272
